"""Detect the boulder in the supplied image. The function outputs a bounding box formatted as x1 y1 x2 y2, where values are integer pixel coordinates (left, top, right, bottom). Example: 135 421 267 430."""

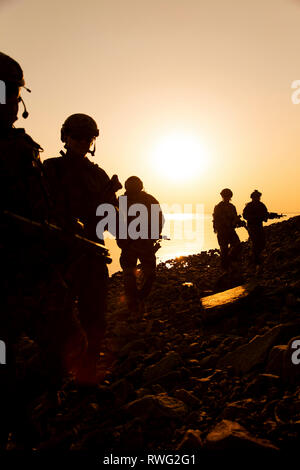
143 351 184 383
243 373 281 396
217 324 284 374
173 389 202 408
201 283 258 323
109 378 134 406
123 393 188 420
177 429 203 450
221 399 257 421
266 345 288 376
205 419 278 451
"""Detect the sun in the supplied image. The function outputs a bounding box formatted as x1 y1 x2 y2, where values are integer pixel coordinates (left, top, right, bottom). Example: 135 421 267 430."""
152 132 208 181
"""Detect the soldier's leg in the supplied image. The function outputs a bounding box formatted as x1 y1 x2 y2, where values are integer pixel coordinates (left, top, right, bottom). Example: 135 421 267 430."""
76 256 108 385
217 233 229 269
229 230 241 264
138 248 156 301
120 248 139 312
248 226 264 265
254 226 266 264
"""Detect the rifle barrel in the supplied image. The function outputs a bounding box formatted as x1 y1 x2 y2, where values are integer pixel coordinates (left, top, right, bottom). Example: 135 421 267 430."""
2 210 111 261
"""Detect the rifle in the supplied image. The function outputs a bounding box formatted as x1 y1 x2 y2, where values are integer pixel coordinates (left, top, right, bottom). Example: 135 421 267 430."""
268 212 286 220
236 215 248 229
2 210 112 264
153 235 170 253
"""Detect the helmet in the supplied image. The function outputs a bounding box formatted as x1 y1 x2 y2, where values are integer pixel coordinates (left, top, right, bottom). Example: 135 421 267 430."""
125 176 143 193
61 114 99 142
0 52 25 87
220 188 233 198
251 189 262 199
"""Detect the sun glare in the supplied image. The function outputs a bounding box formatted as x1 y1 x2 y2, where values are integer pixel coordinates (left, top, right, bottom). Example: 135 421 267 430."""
152 132 208 181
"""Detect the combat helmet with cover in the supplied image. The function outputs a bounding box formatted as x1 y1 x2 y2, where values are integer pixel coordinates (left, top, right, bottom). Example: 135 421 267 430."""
125 176 143 194
61 114 99 142
0 52 25 87
220 188 233 199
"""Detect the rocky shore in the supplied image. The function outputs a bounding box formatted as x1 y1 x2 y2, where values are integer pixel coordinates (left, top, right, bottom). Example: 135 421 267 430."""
10 216 300 458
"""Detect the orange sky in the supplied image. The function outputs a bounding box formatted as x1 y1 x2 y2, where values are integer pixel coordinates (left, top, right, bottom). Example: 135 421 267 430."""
1 0 300 214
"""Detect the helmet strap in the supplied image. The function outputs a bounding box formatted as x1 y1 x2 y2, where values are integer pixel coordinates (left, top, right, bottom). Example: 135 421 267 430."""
88 143 96 157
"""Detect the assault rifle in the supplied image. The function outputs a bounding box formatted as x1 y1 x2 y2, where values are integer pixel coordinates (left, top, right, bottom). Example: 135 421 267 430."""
236 215 247 229
2 210 112 263
267 212 286 220
153 235 170 253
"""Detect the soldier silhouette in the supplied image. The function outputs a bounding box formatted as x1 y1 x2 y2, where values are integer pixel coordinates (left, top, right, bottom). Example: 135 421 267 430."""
243 189 275 266
117 176 164 316
44 114 121 386
213 188 242 270
0 52 66 449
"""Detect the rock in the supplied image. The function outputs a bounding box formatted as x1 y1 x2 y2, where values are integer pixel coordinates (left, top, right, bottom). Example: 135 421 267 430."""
198 354 219 368
201 283 258 323
95 386 115 404
244 374 281 397
188 342 202 354
150 370 187 390
221 399 257 420
152 384 166 394
217 325 284 374
110 378 134 406
173 389 202 408
123 394 188 420
143 351 184 383
205 419 279 451
119 339 147 358
177 429 203 450
119 419 144 450
266 345 288 376
285 293 297 307
136 387 152 398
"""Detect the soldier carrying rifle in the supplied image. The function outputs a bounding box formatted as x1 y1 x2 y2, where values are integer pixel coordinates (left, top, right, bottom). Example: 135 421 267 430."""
117 176 164 317
213 188 243 270
0 51 89 449
243 189 284 266
44 114 122 386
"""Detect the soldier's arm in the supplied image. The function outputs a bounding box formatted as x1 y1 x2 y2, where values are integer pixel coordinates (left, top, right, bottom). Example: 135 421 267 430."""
212 206 218 232
95 167 121 208
262 203 269 221
43 158 70 227
147 194 165 237
232 204 241 227
242 205 248 220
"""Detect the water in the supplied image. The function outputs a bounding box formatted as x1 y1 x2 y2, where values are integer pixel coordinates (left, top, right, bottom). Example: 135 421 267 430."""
104 213 298 276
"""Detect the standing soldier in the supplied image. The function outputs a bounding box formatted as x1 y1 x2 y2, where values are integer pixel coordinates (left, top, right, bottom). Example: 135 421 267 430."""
0 51 55 449
213 188 242 270
243 189 279 266
0 52 73 449
117 176 164 316
43 114 121 386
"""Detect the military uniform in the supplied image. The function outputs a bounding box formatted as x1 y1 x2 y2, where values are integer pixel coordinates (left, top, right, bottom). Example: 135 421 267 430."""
213 200 241 269
118 190 164 313
0 127 76 448
43 154 117 384
0 52 86 448
243 200 268 264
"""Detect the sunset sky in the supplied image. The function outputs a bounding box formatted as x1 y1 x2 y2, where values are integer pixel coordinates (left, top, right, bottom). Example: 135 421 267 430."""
1 0 300 215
